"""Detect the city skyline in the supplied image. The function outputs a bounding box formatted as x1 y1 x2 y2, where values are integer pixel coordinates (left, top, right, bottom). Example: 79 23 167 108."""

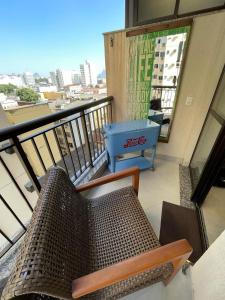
0 66 105 79
0 0 124 75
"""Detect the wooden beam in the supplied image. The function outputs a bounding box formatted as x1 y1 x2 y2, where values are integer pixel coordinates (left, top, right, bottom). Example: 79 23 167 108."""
126 18 193 37
72 239 192 299
75 166 140 194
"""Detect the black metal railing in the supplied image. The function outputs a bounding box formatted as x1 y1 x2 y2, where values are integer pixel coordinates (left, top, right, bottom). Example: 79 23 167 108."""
0 96 113 257
150 85 177 114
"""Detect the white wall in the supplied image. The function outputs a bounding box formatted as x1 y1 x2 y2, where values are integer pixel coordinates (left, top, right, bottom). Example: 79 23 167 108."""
157 11 225 164
191 230 225 300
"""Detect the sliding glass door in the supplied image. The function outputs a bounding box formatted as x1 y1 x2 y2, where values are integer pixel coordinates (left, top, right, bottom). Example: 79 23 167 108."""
190 114 223 190
190 66 225 245
190 66 225 199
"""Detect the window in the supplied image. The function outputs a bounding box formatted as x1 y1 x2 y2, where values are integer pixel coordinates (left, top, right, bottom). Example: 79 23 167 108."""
69 143 73 148
154 64 158 68
171 49 177 55
160 52 165 58
137 0 176 23
158 76 163 80
155 52 160 57
157 38 161 44
153 75 157 79
178 0 224 14
167 50 170 54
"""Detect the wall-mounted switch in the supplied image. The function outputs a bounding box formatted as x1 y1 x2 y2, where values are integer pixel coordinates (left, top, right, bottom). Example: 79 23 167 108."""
185 96 193 106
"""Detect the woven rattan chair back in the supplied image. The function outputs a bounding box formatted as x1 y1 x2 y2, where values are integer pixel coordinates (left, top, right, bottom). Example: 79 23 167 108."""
2 167 173 300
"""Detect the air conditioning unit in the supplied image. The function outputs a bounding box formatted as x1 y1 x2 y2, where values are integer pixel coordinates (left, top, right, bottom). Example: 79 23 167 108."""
24 181 35 193
1 142 15 155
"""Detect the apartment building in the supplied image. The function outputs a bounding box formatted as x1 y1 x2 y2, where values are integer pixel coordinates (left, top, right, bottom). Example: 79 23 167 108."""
0 74 25 87
49 71 59 89
22 72 35 86
64 84 82 98
56 69 72 89
80 60 97 87
4 103 61 177
72 72 81 85
55 69 81 90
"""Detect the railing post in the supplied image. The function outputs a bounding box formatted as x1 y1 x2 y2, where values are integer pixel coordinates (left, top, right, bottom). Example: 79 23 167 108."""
81 110 94 167
109 102 113 123
12 136 41 193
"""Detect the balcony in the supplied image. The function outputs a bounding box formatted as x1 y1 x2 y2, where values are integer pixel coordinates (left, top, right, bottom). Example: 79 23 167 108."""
0 97 191 298
0 97 112 258
1 5 225 300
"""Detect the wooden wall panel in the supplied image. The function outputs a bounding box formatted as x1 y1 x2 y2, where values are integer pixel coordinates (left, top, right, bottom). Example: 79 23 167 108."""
104 31 128 122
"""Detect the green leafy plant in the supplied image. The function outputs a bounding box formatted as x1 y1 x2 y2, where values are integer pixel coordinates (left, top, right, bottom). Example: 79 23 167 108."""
0 84 17 94
17 88 39 102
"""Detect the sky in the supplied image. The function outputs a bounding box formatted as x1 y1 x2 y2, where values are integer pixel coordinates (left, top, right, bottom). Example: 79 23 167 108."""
0 0 125 76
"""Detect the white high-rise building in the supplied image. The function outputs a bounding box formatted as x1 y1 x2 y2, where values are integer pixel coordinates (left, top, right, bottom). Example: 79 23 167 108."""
80 60 96 87
56 69 72 89
56 69 80 89
50 71 58 86
0 74 25 87
23 72 35 86
72 71 81 85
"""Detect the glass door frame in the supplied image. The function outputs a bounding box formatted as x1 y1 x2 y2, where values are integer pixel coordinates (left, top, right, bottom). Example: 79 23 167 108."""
190 66 225 250
191 66 225 206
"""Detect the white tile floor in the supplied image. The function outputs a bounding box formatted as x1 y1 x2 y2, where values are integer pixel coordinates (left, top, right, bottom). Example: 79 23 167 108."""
86 157 193 300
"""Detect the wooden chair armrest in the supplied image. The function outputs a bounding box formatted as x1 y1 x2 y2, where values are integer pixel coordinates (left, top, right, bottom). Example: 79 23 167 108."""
72 239 192 299
75 167 140 194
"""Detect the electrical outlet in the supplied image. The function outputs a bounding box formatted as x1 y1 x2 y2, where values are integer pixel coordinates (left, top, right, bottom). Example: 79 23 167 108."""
186 96 193 106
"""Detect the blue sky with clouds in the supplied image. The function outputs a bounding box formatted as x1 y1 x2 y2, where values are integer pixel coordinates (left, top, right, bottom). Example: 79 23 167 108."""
0 0 124 76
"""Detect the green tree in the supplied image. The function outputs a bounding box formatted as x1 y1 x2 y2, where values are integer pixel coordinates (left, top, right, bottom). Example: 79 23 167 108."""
17 88 39 102
0 84 17 94
35 77 49 84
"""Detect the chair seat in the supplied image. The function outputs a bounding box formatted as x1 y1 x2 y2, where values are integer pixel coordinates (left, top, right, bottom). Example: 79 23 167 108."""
2 168 173 300
86 187 173 299
88 186 161 270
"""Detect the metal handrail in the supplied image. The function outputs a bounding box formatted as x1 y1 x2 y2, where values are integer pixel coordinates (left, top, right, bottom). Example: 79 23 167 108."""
0 96 113 258
151 85 177 89
0 96 113 141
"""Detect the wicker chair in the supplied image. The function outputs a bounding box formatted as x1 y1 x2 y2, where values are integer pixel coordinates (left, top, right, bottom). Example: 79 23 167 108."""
2 167 192 300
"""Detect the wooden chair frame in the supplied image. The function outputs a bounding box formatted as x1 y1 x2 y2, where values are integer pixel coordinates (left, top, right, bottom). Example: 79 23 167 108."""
76 166 140 194
72 167 192 299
